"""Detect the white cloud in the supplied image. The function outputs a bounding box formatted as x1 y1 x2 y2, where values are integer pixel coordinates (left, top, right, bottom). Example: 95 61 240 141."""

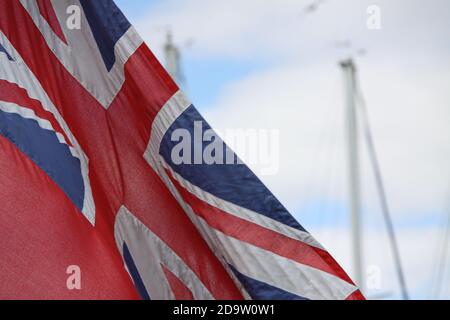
134 0 450 63
203 57 450 220
312 225 448 299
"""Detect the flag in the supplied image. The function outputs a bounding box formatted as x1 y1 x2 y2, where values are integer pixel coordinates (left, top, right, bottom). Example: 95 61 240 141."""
0 0 363 300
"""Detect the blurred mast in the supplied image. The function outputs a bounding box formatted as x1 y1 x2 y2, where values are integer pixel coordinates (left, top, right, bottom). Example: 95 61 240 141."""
341 58 409 299
340 59 364 292
163 29 184 85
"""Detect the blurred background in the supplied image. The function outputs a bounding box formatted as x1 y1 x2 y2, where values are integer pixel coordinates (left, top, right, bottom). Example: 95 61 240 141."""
115 0 450 300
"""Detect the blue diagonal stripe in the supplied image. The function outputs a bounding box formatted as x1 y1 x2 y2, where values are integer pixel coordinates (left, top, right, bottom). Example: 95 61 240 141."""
0 43 14 61
123 242 151 300
0 111 84 211
79 0 131 71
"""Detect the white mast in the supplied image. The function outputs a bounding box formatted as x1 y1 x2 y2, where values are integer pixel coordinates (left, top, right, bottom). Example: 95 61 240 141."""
340 58 364 291
164 30 183 85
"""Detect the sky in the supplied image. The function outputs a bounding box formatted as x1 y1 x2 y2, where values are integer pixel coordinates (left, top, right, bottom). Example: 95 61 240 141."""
115 0 450 299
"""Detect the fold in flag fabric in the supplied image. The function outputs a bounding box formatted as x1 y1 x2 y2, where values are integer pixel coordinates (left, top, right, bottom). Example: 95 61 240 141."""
0 0 364 300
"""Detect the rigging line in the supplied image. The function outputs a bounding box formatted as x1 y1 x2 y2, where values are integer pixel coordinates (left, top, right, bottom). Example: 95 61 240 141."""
319 101 341 226
429 213 443 298
433 198 450 299
301 97 336 220
352 75 410 300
